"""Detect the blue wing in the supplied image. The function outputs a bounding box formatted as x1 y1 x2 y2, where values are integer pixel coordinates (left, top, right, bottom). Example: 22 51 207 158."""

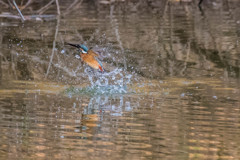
96 57 103 69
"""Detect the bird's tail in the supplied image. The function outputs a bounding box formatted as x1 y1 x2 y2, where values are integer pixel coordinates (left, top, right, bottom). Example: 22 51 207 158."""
99 66 104 72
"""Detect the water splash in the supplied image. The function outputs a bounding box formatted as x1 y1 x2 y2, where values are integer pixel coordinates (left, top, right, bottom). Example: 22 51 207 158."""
66 68 133 96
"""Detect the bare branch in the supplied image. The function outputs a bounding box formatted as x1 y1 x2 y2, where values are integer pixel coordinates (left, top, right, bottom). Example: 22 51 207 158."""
0 13 57 21
0 13 21 19
55 0 61 15
45 16 60 78
0 0 9 7
12 0 25 22
37 0 55 15
20 0 33 11
7 0 14 8
110 5 126 69
64 0 83 16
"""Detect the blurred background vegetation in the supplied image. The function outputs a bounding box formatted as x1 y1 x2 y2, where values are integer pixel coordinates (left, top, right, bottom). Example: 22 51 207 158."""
0 0 239 84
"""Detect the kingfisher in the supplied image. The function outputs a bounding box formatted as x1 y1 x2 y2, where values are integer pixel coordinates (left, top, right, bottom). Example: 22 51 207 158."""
67 43 104 72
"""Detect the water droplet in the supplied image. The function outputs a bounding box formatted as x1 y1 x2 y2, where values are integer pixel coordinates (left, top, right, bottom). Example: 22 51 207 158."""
75 55 80 59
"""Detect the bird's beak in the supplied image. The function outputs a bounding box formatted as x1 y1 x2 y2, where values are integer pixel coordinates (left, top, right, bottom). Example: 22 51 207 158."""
66 43 80 49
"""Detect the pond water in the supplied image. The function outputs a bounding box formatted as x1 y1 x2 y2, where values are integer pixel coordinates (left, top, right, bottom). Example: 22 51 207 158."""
0 0 240 159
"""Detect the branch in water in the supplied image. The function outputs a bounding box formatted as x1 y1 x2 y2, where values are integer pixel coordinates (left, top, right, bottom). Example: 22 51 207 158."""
55 0 61 15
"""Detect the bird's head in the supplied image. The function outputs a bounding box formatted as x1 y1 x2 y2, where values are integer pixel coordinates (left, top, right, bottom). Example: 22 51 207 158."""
67 43 89 53
79 44 88 53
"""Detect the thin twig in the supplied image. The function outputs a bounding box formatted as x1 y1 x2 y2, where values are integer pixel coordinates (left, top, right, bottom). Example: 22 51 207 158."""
0 0 9 7
45 16 60 79
37 0 55 15
7 0 14 8
110 5 126 69
55 0 61 15
0 13 21 19
20 0 32 11
0 13 56 21
64 0 83 16
65 0 79 13
12 0 25 22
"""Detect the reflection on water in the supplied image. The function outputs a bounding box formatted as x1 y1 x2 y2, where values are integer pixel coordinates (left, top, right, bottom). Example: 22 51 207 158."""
1 78 239 159
0 0 240 159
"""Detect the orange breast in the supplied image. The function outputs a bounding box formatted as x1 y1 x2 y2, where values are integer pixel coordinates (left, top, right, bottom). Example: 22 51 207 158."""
81 54 100 70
